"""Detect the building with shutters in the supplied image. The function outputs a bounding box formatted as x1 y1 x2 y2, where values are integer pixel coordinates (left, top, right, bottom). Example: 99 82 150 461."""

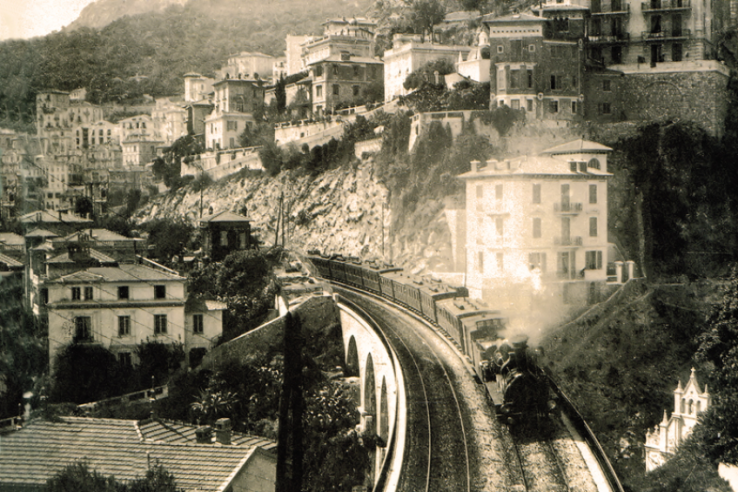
457 139 614 308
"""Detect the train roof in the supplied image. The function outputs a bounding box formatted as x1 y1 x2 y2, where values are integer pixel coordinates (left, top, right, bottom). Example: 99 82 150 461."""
436 297 504 319
382 270 464 298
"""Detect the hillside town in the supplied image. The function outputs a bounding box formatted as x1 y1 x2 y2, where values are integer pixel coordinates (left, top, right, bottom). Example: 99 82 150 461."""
1 0 738 490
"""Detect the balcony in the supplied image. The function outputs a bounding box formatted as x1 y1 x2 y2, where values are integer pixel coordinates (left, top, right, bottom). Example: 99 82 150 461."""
641 0 691 11
554 236 583 246
592 3 631 15
642 29 691 41
587 32 631 44
554 202 583 213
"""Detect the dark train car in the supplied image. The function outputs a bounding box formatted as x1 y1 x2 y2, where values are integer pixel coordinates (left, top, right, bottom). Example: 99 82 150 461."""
436 298 506 363
380 271 423 312
329 257 348 283
363 262 402 295
309 256 333 279
344 260 366 288
416 278 466 324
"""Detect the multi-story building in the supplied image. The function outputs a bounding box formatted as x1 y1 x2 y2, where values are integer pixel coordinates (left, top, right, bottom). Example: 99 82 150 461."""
221 51 276 82
200 210 254 262
152 97 188 145
183 73 215 103
383 34 472 101
273 57 288 82
43 262 222 370
36 91 105 154
121 133 164 167
285 35 314 75
301 18 376 69
457 139 613 308
119 115 159 142
308 53 384 114
484 12 585 121
204 79 264 150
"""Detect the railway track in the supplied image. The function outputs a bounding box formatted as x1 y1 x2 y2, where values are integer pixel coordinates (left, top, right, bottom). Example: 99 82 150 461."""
337 285 605 492
338 287 471 492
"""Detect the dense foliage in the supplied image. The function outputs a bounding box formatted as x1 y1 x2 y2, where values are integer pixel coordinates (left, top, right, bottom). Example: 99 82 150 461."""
609 121 737 280
49 340 184 404
0 276 47 418
187 248 281 341
141 218 196 265
46 463 182 492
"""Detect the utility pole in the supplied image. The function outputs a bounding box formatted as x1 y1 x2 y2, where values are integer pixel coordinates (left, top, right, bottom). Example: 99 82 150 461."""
381 201 385 262
274 192 283 247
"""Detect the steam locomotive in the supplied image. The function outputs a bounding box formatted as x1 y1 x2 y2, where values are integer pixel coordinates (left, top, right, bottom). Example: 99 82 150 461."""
305 252 553 425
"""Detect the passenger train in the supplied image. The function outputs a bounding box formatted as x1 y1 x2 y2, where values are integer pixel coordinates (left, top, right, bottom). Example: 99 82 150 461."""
305 252 552 425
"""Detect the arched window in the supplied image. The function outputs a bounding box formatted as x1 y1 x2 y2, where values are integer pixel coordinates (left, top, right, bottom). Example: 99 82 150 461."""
688 399 693 414
697 401 701 413
681 398 685 413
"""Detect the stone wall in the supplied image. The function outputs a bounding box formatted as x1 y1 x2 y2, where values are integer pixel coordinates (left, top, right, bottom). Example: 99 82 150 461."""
618 66 730 136
200 295 339 369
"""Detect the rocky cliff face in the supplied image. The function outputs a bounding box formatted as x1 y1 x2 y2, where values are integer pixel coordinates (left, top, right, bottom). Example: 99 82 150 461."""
134 160 455 273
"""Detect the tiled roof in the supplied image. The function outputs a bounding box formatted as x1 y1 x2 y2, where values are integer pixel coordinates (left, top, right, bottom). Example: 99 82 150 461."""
0 252 22 268
20 210 92 224
541 138 613 155
25 228 59 238
52 264 185 284
485 12 545 23
138 419 276 450
200 210 250 223
46 248 118 265
58 228 140 242
310 54 384 65
0 232 24 246
0 417 276 491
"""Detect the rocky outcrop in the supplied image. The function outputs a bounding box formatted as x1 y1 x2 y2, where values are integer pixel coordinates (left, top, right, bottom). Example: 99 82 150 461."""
134 160 455 273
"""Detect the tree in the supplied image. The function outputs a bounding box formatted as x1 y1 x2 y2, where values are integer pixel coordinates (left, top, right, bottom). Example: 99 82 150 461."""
50 343 124 404
143 218 194 264
403 58 455 90
407 0 446 40
74 196 94 218
46 462 183 492
275 75 287 114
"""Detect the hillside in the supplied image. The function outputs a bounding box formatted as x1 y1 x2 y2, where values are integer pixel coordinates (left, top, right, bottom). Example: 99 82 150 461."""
0 0 374 133
66 0 188 31
540 280 731 489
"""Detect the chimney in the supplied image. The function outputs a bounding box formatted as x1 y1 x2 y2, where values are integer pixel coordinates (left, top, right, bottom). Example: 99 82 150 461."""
195 425 213 444
215 418 232 445
471 160 480 172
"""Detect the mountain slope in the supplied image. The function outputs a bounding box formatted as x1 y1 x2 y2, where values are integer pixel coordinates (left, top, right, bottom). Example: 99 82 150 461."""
66 0 188 31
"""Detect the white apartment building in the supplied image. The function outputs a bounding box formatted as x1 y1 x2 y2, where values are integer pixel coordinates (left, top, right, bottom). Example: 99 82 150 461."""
458 139 613 308
183 73 215 103
383 34 472 101
221 52 276 82
45 263 224 369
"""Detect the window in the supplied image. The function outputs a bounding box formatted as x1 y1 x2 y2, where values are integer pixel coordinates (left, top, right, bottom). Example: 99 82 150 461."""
589 217 598 237
557 252 571 276
550 75 559 90
332 64 339 76
529 44 536 52
571 101 577 114
527 70 533 89
511 99 520 110
585 250 603 269
599 103 612 115
532 183 541 203
496 217 504 237
510 70 519 89
72 287 81 301
353 85 360 97
239 232 247 249
589 184 597 204
74 316 92 342
529 252 547 272
477 251 484 272
572 76 578 87
220 230 228 246
41 288 48 305
118 285 129 299
118 352 132 367
154 285 166 299
119 316 131 336
353 66 360 78
495 184 503 201
533 217 542 238
550 100 559 113
84 286 93 300
315 65 324 77
602 80 611 92
227 121 238 131
497 45 504 53
333 85 340 96
154 314 168 335
496 252 504 272
526 99 533 112
193 314 204 334
316 85 322 97
476 184 484 199
672 43 683 62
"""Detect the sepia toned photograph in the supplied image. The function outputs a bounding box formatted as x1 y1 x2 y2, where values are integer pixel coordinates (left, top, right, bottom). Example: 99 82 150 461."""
0 0 737 490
